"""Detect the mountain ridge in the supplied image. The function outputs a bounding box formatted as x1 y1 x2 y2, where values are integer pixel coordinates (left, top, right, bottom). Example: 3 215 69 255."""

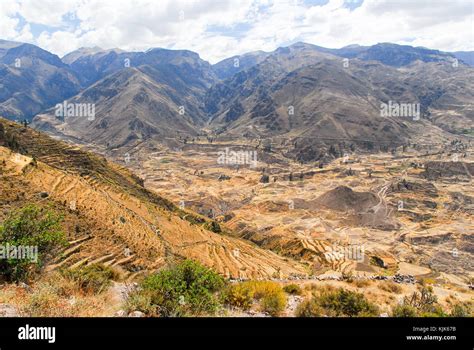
0 39 471 162
0 40 81 121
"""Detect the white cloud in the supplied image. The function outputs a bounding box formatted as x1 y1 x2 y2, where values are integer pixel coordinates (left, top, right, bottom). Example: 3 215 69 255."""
0 1 21 38
18 0 79 27
0 0 472 63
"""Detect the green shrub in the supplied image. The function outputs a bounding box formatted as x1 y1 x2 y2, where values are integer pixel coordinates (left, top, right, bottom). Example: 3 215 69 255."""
402 287 440 315
295 299 324 317
450 302 473 317
392 304 418 317
125 290 155 315
261 291 287 316
341 271 354 283
62 264 119 294
0 205 66 282
296 288 379 317
392 287 451 317
317 288 379 317
283 283 302 295
129 260 225 316
419 305 447 317
203 221 222 233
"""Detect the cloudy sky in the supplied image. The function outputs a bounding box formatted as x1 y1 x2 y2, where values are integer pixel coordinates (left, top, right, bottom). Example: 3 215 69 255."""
0 0 473 63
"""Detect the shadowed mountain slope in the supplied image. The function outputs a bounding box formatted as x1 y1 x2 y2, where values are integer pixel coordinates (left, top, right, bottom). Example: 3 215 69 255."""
0 41 81 121
205 42 473 161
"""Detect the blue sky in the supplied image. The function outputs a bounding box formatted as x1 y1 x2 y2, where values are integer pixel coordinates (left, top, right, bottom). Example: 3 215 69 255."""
0 0 472 63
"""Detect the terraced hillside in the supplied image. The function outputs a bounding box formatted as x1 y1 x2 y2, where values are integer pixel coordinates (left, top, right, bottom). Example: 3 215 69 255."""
0 118 308 280
120 135 473 286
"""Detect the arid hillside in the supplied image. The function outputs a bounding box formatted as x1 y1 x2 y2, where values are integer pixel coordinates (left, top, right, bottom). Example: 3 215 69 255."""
1 118 472 318
118 135 474 287
0 118 307 280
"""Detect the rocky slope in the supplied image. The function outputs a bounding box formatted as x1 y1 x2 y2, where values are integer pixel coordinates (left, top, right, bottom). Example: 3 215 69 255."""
0 40 81 121
205 42 474 161
33 67 201 149
0 40 466 162
33 47 219 149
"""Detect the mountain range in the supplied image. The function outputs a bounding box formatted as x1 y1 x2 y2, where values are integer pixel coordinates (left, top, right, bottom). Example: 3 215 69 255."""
1 37 473 318
0 40 81 121
0 39 472 161
205 42 473 161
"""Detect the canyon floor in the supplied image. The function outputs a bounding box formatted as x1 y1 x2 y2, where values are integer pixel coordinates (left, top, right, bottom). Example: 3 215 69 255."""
116 137 474 287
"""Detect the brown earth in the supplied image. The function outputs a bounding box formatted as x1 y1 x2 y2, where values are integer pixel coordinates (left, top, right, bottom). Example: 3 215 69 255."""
114 136 474 288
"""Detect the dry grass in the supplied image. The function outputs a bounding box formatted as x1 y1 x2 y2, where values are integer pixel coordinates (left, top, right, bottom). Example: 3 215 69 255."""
445 294 459 305
305 283 338 296
221 283 253 310
0 271 116 317
378 281 403 294
243 281 282 300
352 279 372 288
283 283 303 295
453 285 471 294
222 281 287 316
419 277 437 286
